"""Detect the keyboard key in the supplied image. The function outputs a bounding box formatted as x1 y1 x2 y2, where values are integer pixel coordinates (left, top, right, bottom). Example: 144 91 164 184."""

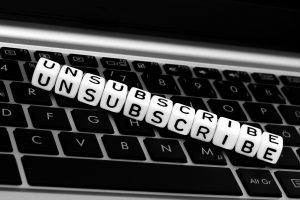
278 105 300 125
282 86 300 105
0 127 12 152
0 103 27 127
59 132 102 158
0 154 21 185
208 99 247 121
185 140 226 165
248 84 285 104
23 61 36 81
113 114 154 136
193 67 222 80
0 59 23 81
102 135 145 160
22 156 242 195
34 51 65 64
68 54 98 67
226 151 265 167
271 147 300 169
243 102 282 123
0 81 9 102
275 171 300 198
28 106 71 130
10 82 52 105
163 64 192 76
280 75 300 86
0 47 31 61
144 138 186 163
103 70 142 89
132 61 161 73
252 73 279 85
237 169 281 197
157 128 186 139
178 77 216 98
265 125 300 146
71 109 113 133
142 73 180 95
223 70 251 82
77 66 100 75
100 57 130 71
14 128 58 155
54 94 93 109
170 96 207 111
214 81 251 101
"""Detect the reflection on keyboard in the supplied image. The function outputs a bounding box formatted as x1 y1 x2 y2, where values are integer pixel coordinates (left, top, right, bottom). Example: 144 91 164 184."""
1 45 300 198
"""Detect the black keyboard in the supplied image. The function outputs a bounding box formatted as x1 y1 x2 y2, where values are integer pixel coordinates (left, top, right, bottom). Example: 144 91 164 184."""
1 45 300 199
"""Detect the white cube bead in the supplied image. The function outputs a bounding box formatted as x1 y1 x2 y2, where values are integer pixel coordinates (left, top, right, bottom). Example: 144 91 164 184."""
54 65 84 98
235 124 262 157
212 117 240 150
77 73 106 106
123 87 151 121
31 58 61 91
257 132 283 164
190 110 217 142
100 80 128 113
167 103 195 136
145 95 173 128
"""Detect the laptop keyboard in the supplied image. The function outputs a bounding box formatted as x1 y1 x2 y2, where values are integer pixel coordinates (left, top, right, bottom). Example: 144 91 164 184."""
1 45 300 199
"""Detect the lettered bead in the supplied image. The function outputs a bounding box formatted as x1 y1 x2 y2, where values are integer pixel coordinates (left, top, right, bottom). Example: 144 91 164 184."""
54 65 84 98
257 132 283 164
167 103 195 135
77 73 106 106
145 95 173 128
100 80 128 113
31 58 61 91
190 110 217 142
235 124 262 157
123 87 151 121
212 117 240 150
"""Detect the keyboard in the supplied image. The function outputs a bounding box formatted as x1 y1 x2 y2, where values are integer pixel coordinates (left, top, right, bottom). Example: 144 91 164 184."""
1 44 300 199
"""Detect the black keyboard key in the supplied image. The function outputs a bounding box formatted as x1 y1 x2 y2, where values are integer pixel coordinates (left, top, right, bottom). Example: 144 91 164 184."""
142 73 180 95
193 67 222 80
11 82 52 105
265 125 300 146
252 73 279 85
77 66 100 76
102 135 145 160
214 81 251 101
237 169 281 197
113 114 154 136
178 77 216 98
0 47 31 61
208 99 247 121
103 70 142 89
0 127 12 152
132 61 161 73
164 64 192 76
282 86 300 105
54 94 93 109
71 109 113 134
278 105 300 125
14 128 58 155
170 96 207 111
144 138 186 163
243 102 282 123
0 154 21 185
0 81 9 102
280 75 300 87
223 70 251 82
34 51 65 64
23 62 36 81
226 151 265 167
59 132 102 158
157 128 187 139
28 106 71 130
68 54 98 67
0 103 27 127
22 156 242 195
185 140 226 165
270 147 300 169
0 59 23 81
248 84 285 103
100 57 130 71
275 171 300 198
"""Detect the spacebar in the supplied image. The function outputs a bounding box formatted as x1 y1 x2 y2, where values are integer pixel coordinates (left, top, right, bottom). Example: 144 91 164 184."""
22 156 242 196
